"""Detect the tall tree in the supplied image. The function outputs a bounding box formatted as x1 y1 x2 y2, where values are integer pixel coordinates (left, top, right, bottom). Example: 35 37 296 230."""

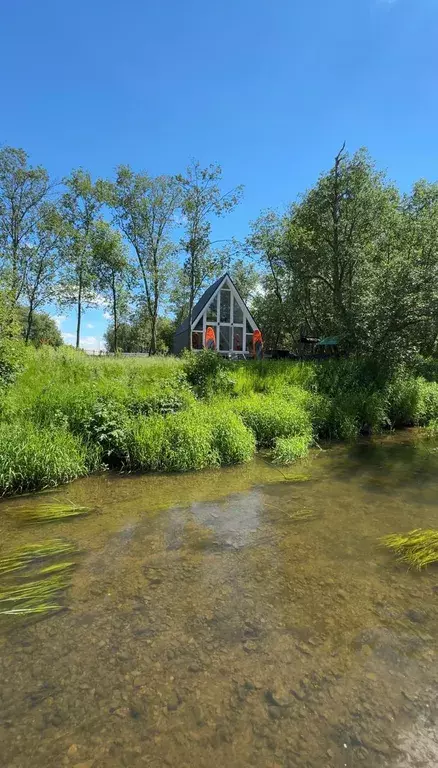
91 220 131 353
0 147 51 304
279 146 401 353
17 307 63 347
177 161 243 348
22 203 64 343
58 170 102 348
103 168 180 354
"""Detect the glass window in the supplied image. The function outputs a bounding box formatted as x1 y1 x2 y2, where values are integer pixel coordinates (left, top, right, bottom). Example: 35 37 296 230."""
193 318 203 331
206 298 217 322
246 318 253 333
233 327 243 351
233 296 243 324
246 334 253 353
219 325 231 351
220 290 231 323
192 331 203 350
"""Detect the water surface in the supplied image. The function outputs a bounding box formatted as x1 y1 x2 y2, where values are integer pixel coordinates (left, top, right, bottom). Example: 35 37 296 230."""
1 433 438 767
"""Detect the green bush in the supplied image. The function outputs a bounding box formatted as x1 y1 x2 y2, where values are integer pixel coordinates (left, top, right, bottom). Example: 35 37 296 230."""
272 433 312 464
0 422 88 496
417 379 438 425
207 407 256 465
82 398 130 467
183 350 234 398
236 395 312 447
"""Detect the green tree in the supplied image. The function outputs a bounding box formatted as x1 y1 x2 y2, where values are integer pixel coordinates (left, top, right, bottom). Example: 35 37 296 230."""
177 161 243 349
102 168 180 354
58 170 102 348
91 220 132 353
22 203 64 343
17 307 63 347
104 313 174 353
0 147 51 303
0 289 23 386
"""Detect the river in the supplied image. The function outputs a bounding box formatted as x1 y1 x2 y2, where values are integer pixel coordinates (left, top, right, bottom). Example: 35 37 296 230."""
1 432 437 767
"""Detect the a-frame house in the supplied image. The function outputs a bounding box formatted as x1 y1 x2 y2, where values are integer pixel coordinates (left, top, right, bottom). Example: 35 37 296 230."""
173 273 260 357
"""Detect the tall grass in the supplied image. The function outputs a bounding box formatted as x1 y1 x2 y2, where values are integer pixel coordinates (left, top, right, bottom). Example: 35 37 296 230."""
0 422 88 496
2 348 438 496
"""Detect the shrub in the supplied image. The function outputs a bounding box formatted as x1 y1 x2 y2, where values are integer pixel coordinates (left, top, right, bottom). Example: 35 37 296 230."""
82 398 130 467
272 433 312 464
417 379 438 425
183 350 234 398
207 407 256 465
236 395 312 447
0 422 88 496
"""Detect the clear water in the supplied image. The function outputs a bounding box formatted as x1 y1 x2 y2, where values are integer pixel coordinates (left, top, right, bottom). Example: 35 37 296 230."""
1 432 438 768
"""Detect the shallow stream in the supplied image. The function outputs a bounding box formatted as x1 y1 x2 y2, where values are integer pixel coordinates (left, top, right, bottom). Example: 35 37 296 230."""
1 432 438 767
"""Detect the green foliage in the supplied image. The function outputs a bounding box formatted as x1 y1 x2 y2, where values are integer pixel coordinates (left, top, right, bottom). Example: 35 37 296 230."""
207 407 256 465
82 398 130 467
126 411 218 473
0 293 24 387
17 307 63 347
183 350 235 398
381 529 438 569
272 434 312 464
236 395 312 447
0 421 87 496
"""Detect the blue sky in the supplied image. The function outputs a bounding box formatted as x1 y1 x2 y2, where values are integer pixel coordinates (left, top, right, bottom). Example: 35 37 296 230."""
1 0 437 350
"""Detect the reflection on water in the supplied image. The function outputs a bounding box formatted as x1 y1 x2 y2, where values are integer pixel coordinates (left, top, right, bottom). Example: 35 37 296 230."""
1 433 438 767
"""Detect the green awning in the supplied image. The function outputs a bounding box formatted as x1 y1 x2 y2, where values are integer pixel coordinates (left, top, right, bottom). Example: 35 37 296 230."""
316 336 339 346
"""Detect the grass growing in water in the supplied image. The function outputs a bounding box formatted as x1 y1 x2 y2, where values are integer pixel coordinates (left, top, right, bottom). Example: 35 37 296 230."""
0 540 78 576
0 539 78 618
381 529 438 569
19 502 92 523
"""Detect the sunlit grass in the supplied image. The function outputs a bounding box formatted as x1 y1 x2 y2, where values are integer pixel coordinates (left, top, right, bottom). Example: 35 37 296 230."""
381 528 438 569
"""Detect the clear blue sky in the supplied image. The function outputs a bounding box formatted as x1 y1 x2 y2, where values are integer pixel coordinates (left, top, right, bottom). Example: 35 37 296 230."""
1 0 437 350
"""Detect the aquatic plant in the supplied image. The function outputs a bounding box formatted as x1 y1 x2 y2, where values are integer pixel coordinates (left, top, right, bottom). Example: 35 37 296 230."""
0 540 78 576
272 434 312 464
286 508 318 521
20 502 92 523
381 529 438 569
0 539 78 619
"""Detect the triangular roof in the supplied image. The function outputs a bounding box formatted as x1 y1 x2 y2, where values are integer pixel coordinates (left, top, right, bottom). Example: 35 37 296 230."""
174 272 258 336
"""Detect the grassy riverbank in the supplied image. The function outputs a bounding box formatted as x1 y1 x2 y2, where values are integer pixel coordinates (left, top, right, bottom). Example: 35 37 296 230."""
1 346 438 496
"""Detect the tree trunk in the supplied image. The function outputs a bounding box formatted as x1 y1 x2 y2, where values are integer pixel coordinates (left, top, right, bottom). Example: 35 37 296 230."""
25 305 34 344
150 313 157 355
187 250 195 351
111 276 117 352
76 269 83 349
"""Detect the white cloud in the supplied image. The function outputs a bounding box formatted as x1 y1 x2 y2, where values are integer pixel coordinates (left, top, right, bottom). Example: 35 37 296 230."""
80 336 97 348
52 314 67 329
103 311 112 320
86 323 94 329
62 332 102 351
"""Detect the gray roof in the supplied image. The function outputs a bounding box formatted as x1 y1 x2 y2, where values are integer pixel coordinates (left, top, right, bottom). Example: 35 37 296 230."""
174 274 226 336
